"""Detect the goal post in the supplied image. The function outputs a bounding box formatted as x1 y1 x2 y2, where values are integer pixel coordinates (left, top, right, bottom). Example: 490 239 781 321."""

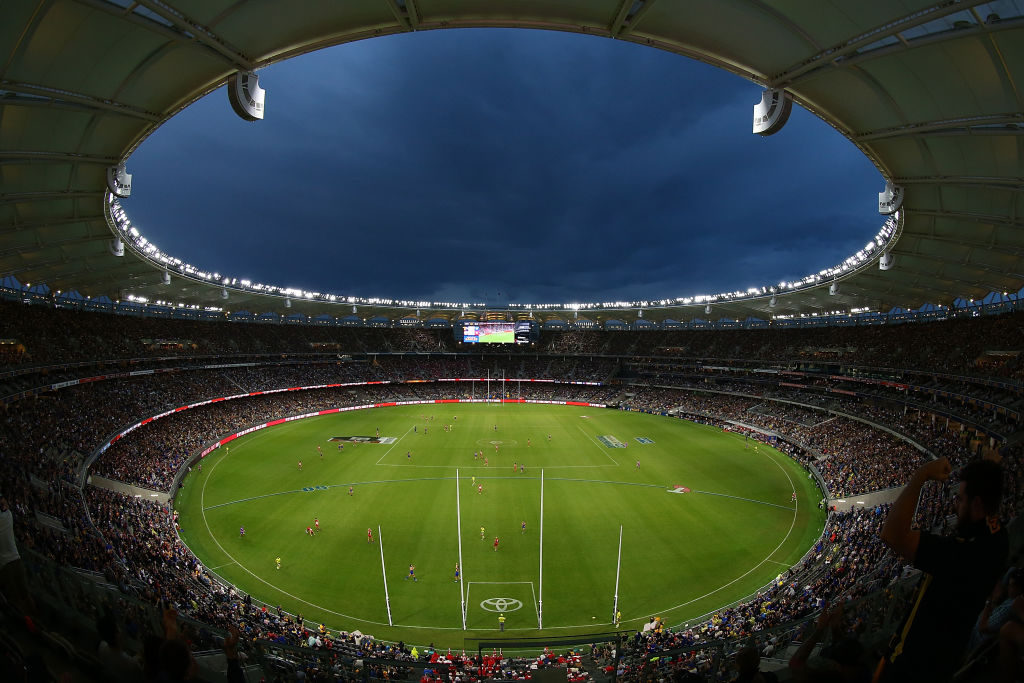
378 525 393 626
538 468 544 629
613 525 622 624
456 469 466 629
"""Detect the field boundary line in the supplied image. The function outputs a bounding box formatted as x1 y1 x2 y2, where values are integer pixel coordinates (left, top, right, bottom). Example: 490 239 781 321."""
688 490 794 511
196 448 401 628
656 448 800 616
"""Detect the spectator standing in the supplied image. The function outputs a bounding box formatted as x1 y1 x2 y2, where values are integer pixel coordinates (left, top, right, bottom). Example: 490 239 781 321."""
876 457 1008 681
0 493 36 624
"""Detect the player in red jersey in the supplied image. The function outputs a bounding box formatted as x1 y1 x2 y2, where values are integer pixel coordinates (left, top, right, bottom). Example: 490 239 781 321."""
493 536 500 552
367 528 373 543
314 518 320 532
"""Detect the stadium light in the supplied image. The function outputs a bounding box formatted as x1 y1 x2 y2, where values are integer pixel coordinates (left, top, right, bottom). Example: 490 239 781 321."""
228 71 266 121
104 195 899 315
752 89 793 136
106 162 132 198
878 181 904 215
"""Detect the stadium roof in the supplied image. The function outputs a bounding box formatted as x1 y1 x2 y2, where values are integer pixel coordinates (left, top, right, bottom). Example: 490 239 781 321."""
2 0 1023 324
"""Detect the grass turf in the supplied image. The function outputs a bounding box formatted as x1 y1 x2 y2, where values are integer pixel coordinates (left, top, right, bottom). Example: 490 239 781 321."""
175 403 825 647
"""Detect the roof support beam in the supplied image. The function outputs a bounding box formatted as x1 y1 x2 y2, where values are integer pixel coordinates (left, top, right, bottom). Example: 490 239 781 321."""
0 151 117 166
0 191 99 207
1 81 161 121
895 250 1016 281
879 254 1008 288
825 15 1024 82
70 0 189 43
0 215 105 235
133 0 254 71
857 114 1024 142
405 0 421 29
609 0 634 37
896 176 1024 192
902 232 1024 258
611 0 659 37
909 208 1022 227
770 0 989 88
381 0 412 31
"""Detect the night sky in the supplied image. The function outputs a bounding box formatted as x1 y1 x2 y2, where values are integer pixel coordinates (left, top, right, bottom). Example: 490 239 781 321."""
125 28 883 306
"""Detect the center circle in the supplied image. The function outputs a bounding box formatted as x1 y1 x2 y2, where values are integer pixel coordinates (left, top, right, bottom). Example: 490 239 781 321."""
474 438 518 447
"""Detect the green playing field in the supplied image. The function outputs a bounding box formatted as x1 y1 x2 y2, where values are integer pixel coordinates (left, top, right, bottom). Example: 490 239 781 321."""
174 402 825 647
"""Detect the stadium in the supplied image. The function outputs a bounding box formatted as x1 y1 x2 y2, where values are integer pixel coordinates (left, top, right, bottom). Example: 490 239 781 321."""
2 1 1024 682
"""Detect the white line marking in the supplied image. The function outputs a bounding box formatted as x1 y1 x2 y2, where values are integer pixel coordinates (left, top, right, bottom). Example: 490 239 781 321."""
577 426 620 465
655 448 800 616
199 449 400 628
765 559 792 567
189 413 810 632
467 581 536 585
688 490 794 511
376 426 414 464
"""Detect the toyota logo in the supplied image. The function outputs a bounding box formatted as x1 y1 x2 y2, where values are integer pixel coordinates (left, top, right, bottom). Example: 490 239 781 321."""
480 597 523 612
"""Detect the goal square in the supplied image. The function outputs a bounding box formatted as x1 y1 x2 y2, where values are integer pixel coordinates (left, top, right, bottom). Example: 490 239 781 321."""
465 581 538 631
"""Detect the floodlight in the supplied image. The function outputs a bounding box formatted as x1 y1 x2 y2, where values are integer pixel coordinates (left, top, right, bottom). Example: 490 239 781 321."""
228 71 265 121
878 181 904 215
752 89 792 136
106 162 132 198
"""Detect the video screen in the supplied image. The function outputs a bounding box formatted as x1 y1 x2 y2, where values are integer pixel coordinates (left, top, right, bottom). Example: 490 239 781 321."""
461 321 536 344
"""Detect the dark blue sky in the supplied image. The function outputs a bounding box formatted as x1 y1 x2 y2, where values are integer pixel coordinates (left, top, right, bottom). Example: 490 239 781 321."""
126 28 882 306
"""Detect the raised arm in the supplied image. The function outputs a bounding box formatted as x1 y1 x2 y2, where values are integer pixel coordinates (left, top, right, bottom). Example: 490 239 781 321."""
879 457 951 562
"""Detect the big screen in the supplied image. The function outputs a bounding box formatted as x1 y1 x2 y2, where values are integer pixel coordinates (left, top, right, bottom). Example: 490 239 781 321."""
461 321 536 344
